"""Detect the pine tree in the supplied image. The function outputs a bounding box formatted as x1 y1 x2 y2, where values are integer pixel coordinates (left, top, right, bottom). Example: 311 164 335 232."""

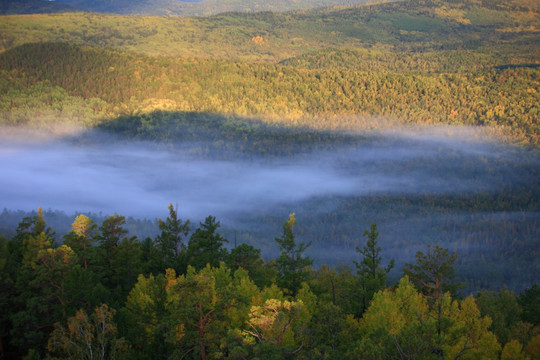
275 213 313 297
354 223 394 315
155 203 190 262
185 216 228 271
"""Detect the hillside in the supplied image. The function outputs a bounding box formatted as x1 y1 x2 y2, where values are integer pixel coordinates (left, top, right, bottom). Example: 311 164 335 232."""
0 0 80 14
2 0 373 16
1 41 538 144
1 0 538 59
0 0 538 144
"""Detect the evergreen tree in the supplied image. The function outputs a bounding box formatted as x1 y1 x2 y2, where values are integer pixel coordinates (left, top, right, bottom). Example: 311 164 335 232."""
155 203 190 262
14 207 55 244
403 244 463 303
227 243 267 288
95 214 138 303
354 223 394 315
166 264 235 360
123 272 172 359
97 215 128 256
9 209 59 356
403 244 464 341
275 213 313 297
63 214 97 270
185 215 228 271
518 284 540 326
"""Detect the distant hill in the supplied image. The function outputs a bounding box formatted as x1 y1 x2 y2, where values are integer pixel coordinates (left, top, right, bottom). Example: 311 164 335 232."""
0 0 538 145
1 41 538 144
2 0 375 16
1 0 538 60
0 0 80 14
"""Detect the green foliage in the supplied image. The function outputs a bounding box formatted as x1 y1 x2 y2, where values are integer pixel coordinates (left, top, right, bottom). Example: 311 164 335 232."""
309 264 359 315
358 276 503 360
501 339 531 360
227 243 270 288
0 209 537 358
8 209 63 354
519 284 540 327
0 0 538 145
122 272 171 359
354 223 395 315
477 288 523 345
243 298 306 357
275 213 313 297
155 203 190 263
185 215 228 271
0 1 538 353
97 215 130 255
63 214 97 269
1 0 538 58
94 214 141 305
358 277 435 359
403 244 463 302
165 264 236 360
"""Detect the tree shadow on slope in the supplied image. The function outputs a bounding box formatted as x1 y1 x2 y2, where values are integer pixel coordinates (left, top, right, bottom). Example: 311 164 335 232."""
89 110 363 159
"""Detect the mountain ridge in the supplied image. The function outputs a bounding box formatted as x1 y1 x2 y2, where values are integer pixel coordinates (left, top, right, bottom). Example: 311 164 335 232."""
1 0 378 16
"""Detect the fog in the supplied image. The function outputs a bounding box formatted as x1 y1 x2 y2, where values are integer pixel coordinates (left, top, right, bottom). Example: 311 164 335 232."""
1 126 538 291
1 127 536 221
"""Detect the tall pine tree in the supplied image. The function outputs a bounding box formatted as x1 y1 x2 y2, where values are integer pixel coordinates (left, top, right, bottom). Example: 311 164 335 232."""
275 213 313 297
354 223 394 315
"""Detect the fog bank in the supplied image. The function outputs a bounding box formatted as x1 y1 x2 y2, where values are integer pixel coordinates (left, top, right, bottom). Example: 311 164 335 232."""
1 128 537 222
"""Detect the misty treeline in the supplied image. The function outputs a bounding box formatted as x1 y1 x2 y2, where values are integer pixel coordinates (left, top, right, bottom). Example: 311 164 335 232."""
0 206 539 359
0 41 538 145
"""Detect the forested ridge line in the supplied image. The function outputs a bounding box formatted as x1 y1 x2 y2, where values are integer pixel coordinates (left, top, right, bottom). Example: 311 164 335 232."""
1 0 375 17
0 42 538 145
0 0 538 59
0 207 539 359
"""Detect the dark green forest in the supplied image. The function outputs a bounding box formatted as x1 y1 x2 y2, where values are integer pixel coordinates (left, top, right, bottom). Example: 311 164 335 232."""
1 207 539 359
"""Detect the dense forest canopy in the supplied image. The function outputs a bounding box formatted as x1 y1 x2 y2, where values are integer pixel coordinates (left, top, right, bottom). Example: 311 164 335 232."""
1 0 539 59
0 0 538 144
0 0 539 358
0 208 539 359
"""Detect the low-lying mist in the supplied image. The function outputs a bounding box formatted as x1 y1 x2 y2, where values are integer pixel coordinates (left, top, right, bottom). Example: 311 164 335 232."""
1 125 538 292
1 127 534 219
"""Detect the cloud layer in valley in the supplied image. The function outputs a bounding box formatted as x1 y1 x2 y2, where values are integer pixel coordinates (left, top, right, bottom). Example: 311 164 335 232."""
1 127 537 222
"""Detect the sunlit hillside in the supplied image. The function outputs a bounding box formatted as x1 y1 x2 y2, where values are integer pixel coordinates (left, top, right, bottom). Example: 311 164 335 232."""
1 0 539 145
1 0 538 60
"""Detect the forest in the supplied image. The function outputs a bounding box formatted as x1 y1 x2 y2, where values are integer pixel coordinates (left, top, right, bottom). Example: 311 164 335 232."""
1 0 539 144
0 208 539 359
0 0 539 358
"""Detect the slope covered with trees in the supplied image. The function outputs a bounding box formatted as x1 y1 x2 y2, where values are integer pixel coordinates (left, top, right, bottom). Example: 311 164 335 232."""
0 41 538 144
1 0 538 59
0 0 538 144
